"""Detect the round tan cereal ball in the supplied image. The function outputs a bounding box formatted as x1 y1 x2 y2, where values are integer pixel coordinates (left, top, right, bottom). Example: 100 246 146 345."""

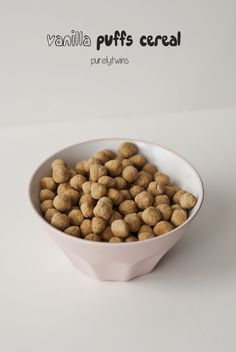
111 219 129 239
134 171 153 188
147 181 165 196
115 155 124 162
85 233 101 241
91 217 106 234
171 209 187 226
114 177 127 190
91 183 107 200
85 157 102 173
122 159 133 167
108 210 122 225
138 232 155 241
52 166 70 184
68 209 84 226
79 194 96 207
105 160 123 177
142 207 161 226
98 176 115 188
153 221 174 236
41 200 54 214
109 236 123 243
57 183 71 194
124 213 141 232
154 172 170 186
164 185 181 199
129 185 145 199
179 193 197 209
70 175 87 191
63 189 80 205
101 226 114 241
98 196 113 207
75 160 87 176
80 219 92 237
40 189 55 202
90 164 107 182
142 163 157 175
129 154 146 170
93 150 111 164
44 208 59 222
51 212 70 230
122 165 139 182
51 159 66 169
118 142 138 158
93 197 113 220
53 194 71 212
154 195 170 206
82 181 93 194
125 236 138 242
157 204 173 221
94 149 116 163
40 177 57 191
80 202 94 218
172 190 186 204
135 191 154 210
138 224 153 234
102 149 116 160
120 190 132 200
64 226 80 237
118 200 138 216
107 188 124 206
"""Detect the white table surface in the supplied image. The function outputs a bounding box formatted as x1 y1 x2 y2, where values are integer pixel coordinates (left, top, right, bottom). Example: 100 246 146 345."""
1 109 236 352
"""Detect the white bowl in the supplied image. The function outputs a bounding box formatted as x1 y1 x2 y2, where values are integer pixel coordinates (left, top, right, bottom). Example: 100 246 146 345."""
29 138 204 281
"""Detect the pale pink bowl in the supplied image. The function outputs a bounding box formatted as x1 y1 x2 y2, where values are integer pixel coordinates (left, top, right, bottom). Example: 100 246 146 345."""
29 138 204 281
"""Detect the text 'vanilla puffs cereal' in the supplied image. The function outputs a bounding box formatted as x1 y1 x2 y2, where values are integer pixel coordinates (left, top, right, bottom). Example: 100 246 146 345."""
39 142 197 242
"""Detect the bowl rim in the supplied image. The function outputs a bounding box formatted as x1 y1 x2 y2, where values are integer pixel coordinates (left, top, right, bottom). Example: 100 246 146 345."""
28 137 204 246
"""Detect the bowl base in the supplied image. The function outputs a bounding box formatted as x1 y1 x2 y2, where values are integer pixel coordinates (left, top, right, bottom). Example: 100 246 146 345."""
71 253 164 281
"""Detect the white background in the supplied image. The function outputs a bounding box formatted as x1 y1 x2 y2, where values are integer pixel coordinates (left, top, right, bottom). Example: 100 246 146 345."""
0 1 236 351
0 0 236 126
